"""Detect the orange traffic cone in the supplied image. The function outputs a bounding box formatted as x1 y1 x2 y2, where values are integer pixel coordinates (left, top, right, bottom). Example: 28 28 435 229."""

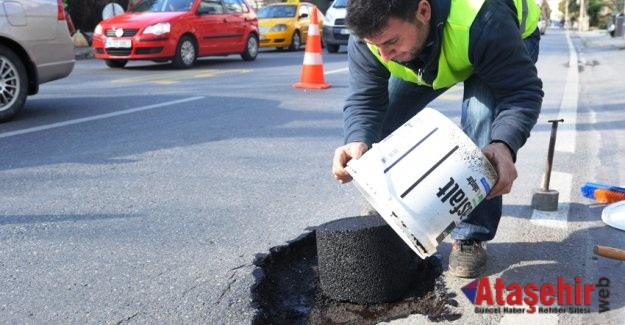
293 6 331 90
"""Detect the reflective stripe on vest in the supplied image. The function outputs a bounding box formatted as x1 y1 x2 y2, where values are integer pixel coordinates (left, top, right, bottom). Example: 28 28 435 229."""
515 0 540 38
367 0 540 89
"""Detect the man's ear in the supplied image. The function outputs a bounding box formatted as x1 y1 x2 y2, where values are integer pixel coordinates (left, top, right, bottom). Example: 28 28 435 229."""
417 0 431 22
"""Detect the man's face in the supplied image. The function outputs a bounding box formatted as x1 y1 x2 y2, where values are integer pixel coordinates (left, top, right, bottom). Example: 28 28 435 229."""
363 1 431 63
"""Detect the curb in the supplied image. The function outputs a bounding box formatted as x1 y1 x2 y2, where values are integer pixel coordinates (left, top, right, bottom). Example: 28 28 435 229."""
75 47 94 60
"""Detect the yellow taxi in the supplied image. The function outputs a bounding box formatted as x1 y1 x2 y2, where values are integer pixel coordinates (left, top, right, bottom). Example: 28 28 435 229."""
257 1 324 51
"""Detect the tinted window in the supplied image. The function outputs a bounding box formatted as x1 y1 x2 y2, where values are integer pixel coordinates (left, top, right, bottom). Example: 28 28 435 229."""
224 0 248 13
257 5 296 18
130 0 192 12
171 0 193 11
199 0 224 14
332 0 347 8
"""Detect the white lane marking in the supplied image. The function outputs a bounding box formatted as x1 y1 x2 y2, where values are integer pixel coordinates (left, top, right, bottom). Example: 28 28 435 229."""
530 32 578 228
555 31 578 153
0 96 205 139
531 171 572 229
324 67 348 75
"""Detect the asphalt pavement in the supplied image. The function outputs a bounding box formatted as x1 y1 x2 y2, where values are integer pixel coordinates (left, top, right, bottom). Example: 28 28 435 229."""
57 29 625 325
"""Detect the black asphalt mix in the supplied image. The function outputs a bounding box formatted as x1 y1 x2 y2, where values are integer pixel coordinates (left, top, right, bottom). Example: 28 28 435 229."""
251 216 461 324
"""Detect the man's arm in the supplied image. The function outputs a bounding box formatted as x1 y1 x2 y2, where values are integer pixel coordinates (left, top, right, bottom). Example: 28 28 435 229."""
468 1 543 197
469 1 544 161
343 36 392 147
332 36 391 184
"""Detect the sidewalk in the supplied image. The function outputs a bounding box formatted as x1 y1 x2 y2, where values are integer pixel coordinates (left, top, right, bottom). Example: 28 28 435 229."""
572 28 625 49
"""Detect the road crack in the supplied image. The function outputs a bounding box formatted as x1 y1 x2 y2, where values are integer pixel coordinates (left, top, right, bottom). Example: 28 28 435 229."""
115 312 139 325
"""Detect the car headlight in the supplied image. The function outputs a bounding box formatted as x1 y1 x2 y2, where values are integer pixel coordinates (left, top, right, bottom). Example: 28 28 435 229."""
144 22 171 35
94 24 102 35
270 24 287 32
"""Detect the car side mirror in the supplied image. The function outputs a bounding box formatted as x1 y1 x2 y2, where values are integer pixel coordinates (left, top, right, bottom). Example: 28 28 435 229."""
299 13 308 20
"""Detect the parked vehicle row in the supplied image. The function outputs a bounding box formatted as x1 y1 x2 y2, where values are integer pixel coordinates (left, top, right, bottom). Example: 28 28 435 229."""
0 0 351 123
0 0 75 123
257 2 324 51
322 0 348 53
92 0 259 69
92 0 346 70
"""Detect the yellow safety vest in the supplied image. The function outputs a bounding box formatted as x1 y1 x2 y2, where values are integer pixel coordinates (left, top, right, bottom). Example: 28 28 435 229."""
368 0 540 89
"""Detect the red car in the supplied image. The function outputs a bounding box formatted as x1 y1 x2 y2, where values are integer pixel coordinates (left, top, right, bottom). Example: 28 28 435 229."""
92 0 259 69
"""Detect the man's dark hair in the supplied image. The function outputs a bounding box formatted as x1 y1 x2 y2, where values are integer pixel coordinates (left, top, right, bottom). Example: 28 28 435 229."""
345 0 421 38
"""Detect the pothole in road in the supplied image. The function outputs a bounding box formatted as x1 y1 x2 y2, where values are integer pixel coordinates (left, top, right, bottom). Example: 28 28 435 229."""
251 221 461 324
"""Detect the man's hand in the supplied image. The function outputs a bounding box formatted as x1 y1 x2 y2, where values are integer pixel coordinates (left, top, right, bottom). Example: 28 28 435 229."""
332 142 369 184
482 142 518 199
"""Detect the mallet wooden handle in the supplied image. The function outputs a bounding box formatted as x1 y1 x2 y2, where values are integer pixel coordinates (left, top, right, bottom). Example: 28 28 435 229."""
594 245 625 261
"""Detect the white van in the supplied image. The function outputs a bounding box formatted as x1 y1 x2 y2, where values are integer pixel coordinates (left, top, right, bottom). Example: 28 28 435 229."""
322 0 348 53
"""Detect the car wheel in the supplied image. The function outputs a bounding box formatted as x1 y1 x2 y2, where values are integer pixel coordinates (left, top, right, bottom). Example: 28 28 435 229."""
326 43 340 53
241 33 259 61
105 59 128 68
0 45 28 123
288 31 301 51
172 35 197 69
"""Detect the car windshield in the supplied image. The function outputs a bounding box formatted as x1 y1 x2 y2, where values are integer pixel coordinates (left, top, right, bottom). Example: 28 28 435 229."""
129 0 194 13
332 0 347 9
257 5 296 18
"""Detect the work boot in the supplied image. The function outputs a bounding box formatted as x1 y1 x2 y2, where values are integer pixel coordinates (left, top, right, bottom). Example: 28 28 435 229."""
448 239 487 278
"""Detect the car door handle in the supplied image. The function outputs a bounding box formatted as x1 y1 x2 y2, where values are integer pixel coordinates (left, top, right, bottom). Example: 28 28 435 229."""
223 18 228 23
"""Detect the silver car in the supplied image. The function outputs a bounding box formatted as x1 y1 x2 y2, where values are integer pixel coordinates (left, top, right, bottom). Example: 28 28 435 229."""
0 0 75 122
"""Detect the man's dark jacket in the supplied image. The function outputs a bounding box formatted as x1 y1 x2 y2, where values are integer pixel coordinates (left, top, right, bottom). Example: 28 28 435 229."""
343 0 544 160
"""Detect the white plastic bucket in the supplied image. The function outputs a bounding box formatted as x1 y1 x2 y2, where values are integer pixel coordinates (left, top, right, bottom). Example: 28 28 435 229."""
345 107 498 259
